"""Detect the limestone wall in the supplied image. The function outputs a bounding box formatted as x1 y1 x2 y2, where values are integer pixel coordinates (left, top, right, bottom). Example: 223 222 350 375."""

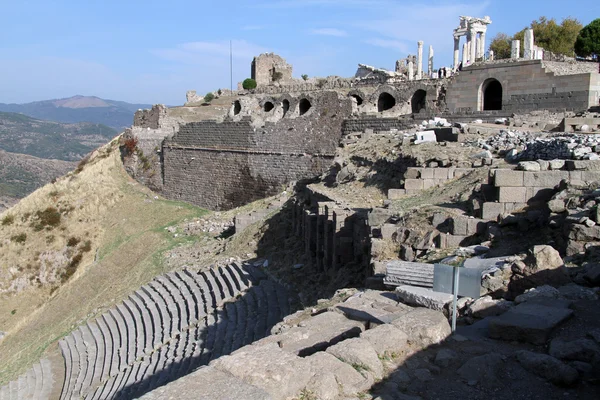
447 60 598 112
162 92 352 210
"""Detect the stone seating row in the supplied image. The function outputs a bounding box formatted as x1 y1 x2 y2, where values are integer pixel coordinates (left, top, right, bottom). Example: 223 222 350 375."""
49 262 288 400
0 359 54 400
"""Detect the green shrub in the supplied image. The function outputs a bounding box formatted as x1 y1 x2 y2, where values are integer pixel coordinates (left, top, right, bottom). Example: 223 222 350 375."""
11 233 27 244
301 74 309 81
1 214 14 226
32 207 61 231
242 78 257 90
67 237 80 247
204 92 215 103
122 137 138 156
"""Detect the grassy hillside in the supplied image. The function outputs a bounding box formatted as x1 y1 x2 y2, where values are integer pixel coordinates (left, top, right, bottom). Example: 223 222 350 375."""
0 139 207 384
0 150 75 211
0 96 152 130
0 111 117 161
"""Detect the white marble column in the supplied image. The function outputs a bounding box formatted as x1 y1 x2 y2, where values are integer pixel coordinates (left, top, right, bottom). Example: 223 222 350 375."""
428 45 434 77
489 50 494 61
453 37 460 69
524 28 534 60
475 36 481 59
469 29 477 63
408 61 414 81
417 41 424 79
461 42 468 67
479 31 486 59
511 40 520 59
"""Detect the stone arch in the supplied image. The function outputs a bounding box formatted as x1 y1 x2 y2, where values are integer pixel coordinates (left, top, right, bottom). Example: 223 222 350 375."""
377 92 396 112
350 94 363 106
282 99 290 115
481 78 503 111
263 101 275 112
233 100 241 115
299 98 312 116
411 89 427 114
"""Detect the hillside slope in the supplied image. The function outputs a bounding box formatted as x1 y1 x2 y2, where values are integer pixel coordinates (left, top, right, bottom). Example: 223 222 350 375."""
0 111 117 161
0 150 75 211
0 96 152 130
0 139 207 384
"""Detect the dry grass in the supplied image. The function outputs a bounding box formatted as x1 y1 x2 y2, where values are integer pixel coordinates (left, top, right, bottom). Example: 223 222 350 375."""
0 137 207 384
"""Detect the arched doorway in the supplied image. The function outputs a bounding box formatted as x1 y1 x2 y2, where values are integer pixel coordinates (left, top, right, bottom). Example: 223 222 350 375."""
350 94 363 106
482 79 502 110
282 99 290 116
377 92 396 112
299 98 312 115
411 90 427 113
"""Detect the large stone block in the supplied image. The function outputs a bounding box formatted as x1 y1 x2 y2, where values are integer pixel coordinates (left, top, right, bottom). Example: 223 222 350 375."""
390 308 451 347
395 286 453 311
450 216 468 235
387 189 406 199
325 338 384 379
404 179 424 190
498 186 527 203
523 171 569 187
494 170 524 187
420 168 434 179
481 202 503 220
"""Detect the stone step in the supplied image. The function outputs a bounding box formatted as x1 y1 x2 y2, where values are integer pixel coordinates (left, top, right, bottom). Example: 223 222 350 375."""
261 280 281 336
200 270 223 306
122 298 146 360
209 268 229 302
59 335 77 400
99 314 120 379
221 302 238 356
275 282 291 317
141 284 173 340
108 307 130 371
242 287 260 344
155 275 189 332
223 263 248 292
252 283 268 340
185 269 214 313
241 263 267 283
217 266 236 298
148 280 180 337
231 261 253 287
231 297 247 351
80 324 99 395
86 321 105 392
0 382 8 400
115 304 137 366
209 307 230 361
166 272 197 326
16 375 25 399
133 289 164 348
176 270 207 321
39 358 54 399
184 318 207 375
202 311 219 364
71 329 88 398
128 293 155 354
8 381 16 400
33 361 43 398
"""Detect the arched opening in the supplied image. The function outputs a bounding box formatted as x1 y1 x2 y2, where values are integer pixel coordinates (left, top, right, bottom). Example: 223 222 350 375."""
299 98 312 115
263 101 274 112
482 79 503 110
411 89 427 114
282 99 290 116
350 94 363 106
377 92 396 112
233 100 241 115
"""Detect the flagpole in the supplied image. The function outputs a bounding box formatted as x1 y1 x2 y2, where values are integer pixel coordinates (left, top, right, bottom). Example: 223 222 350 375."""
230 40 233 92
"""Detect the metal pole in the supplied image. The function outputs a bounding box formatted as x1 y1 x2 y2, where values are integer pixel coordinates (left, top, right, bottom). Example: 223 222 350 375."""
230 40 233 93
451 265 460 332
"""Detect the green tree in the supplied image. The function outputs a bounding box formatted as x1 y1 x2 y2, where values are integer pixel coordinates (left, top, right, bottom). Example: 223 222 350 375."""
242 78 257 90
575 18 600 58
204 92 215 103
301 74 309 81
515 16 582 56
489 33 512 59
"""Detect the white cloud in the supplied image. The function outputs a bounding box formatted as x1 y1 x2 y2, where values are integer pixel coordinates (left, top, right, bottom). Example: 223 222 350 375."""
310 28 348 37
241 25 265 31
151 40 270 65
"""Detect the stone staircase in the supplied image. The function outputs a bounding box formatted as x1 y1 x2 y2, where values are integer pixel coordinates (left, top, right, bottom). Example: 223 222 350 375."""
0 262 292 400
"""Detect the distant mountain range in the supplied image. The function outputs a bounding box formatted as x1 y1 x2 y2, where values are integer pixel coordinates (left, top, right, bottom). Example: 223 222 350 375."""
0 95 153 130
0 111 117 161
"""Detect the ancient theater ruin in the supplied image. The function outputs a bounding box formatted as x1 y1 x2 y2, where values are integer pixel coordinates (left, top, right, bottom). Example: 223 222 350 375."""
1 14 600 400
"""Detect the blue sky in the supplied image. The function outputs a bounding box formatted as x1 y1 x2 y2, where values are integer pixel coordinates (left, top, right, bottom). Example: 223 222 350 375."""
0 0 596 105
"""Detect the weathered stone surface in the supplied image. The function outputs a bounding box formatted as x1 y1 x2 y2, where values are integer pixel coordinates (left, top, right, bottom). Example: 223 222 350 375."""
468 296 513 318
548 199 566 213
360 324 409 355
334 290 411 324
518 161 541 172
526 245 563 271
488 303 573 344
140 366 273 400
325 338 384 379
514 285 561 304
457 353 504 384
515 350 579 386
306 352 372 396
434 349 457 367
264 311 364 356
549 338 600 363
557 283 599 301
395 286 453 311
391 308 451 347
211 343 314 399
